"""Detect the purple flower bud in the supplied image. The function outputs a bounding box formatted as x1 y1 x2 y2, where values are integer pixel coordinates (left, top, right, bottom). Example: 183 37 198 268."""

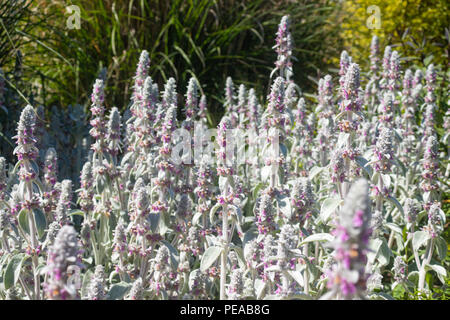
107 107 122 157
225 77 235 111
382 46 392 76
290 177 314 223
413 69 423 87
426 202 443 238
421 135 439 193
256 193 276 235
87 265 106 300
425 63 436 91
161 77 178 109
14 105 38 164
185 77 199 119
339 51 350 77
127 278 144 300
91 79 105 110
247 88 260 128
393 256 407 282
404 198 420 225
370 35 379 72
379 92 394 124
373 125 393 173
113 221 127 253
267 77 286 119
131 50 150 103
216 116 233 172
341 63 361 113
227 269 244 299
176 194 192 222
274 15 294 79
389 51 400 82
330 148 346 183
198 95 207 119
45 225 81 300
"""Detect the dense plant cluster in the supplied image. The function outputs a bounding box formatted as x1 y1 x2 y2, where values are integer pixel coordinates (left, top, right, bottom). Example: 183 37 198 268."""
0 16 448 300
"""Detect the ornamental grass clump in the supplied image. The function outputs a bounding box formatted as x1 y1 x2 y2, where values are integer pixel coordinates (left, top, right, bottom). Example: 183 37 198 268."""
0 18 447 301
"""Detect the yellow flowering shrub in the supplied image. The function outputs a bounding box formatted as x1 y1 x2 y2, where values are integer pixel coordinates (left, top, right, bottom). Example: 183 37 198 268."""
336 0 449 66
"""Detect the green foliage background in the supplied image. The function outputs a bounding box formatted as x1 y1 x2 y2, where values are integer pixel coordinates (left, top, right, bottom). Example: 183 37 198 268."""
1 0 340 123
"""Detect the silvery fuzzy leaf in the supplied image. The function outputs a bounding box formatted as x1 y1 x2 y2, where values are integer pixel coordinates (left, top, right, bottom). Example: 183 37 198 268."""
148 212 160 233
385 222 403 235
3 253 26 290
368 238 383 264
192 210 203 226
395 233 405 252
308 166 324 180
158 210 170 236
337 132 350 148
435 236 447 261
375 238 392 267
382 174 391 188
279 143 288 158
209 203 221 225
265 265 280 272
160 240 179 269
18 208 29 235
12 159 22 175
218 176 230 193
425 264 447 284
319 197 342 223
386 196 404 216
252 182 264 200
261 165 272 183
106 282 132 300
200 246 222 272
205 235 218 247
32 208 47 239
230 246 245 269
299 233 333 246
243 228 258 248
437 208 446 224
69 209 85 217
188 269 202 291
255 279 267 300
288 249 305 258
412 230 430 251
371 171 380 184
286 270 304 287
81 270 94 299
422 191 431 204
354 156 373 177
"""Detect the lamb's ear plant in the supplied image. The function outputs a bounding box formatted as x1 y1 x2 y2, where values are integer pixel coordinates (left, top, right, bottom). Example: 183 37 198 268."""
0 16 448 301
